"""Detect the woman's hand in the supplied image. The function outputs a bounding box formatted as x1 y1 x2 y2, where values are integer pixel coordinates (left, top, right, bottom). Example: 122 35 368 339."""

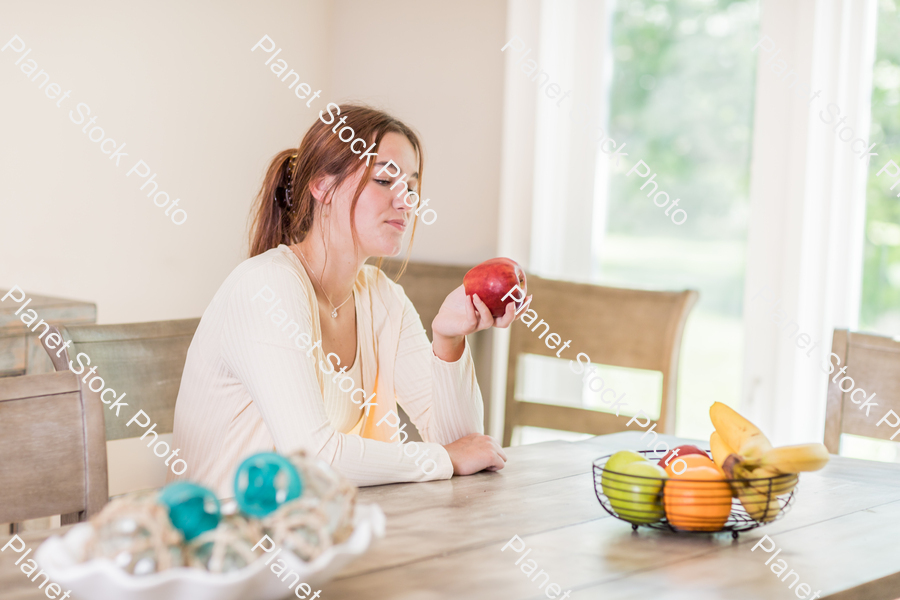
443 433 508 475
431 284 532 362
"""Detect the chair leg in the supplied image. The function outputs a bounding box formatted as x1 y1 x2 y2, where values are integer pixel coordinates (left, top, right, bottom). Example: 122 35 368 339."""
502 395 518 447
61 512 84 525
503 422 514 447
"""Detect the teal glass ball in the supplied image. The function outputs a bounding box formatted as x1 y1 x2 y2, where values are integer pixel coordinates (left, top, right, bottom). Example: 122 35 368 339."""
158 482 221 541
233 452 303 518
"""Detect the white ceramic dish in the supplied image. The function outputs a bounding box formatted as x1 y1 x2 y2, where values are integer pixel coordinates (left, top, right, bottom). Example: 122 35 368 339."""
34 503 385 600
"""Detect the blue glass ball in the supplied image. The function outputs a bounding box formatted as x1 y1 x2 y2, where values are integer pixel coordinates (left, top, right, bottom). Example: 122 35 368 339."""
158 482 221 542
233 452 303 518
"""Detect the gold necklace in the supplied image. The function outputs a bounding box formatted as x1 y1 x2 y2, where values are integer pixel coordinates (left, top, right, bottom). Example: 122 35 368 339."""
296 246 353 318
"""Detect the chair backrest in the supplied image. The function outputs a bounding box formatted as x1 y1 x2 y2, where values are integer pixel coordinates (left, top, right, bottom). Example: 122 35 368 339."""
376 258 471 341
43 319 200 440
0 371 108 524
504 275 698 446
0 288 96 378
824 329 900 453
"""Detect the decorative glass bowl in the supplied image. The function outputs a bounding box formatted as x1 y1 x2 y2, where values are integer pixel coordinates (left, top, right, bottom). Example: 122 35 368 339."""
34 504 384 600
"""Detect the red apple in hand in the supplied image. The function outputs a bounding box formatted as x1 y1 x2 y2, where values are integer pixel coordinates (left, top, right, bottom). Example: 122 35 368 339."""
463 258 527 318
657 444 709 467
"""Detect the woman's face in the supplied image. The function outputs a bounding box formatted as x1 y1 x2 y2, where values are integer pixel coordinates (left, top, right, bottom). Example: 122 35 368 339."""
326 132 419 259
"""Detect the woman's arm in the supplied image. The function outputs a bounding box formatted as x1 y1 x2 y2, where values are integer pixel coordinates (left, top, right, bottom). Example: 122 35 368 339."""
393 284 517 472
218 262 453 485
431 285 517 362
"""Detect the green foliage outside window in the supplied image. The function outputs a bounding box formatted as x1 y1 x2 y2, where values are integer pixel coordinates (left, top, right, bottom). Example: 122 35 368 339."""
606 0 757 243
861 0 900 335
599 0 758 318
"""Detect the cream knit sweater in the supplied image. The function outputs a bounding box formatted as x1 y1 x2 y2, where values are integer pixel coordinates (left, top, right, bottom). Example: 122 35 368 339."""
170 245 484 497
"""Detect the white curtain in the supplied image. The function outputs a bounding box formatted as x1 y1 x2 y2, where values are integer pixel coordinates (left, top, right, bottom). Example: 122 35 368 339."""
742 0 877 445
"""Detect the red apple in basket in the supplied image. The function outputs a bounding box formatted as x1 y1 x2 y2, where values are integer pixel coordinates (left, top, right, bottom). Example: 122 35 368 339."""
657 444 709 468
463 258 527 318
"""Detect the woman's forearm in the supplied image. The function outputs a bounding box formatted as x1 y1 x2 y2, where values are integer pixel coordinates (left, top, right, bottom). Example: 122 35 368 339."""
432 332 466 363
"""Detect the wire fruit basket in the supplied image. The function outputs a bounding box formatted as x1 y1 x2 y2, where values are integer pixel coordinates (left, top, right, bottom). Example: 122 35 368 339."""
592 450 797 538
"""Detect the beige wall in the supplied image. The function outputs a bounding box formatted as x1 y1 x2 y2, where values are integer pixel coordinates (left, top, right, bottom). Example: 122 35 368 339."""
326 0 507 267
0 0 507 325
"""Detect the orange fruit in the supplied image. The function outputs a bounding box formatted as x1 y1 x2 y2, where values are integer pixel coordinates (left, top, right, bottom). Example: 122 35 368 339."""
663 464 733 532
663 453 718 477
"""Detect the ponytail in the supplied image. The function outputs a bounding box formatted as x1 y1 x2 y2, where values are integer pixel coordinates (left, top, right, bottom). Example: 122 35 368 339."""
249 149 297 258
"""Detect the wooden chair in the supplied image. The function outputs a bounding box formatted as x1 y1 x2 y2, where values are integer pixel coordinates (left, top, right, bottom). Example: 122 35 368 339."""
503 276 698 446
41 319 199 494
824 329 900 453
42 319 200 443
0 288 96 378
0 371 108 526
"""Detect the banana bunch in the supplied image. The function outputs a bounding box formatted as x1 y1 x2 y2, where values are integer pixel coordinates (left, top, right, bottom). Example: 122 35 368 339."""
722 455 799 522
709 402 830 523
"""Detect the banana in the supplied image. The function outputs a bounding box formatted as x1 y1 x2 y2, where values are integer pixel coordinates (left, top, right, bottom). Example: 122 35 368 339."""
709 431 735 469
732 479 782 522
709 402 773 459
727 458 798 494
722 456 797 522
743 464 798 496
758 443 830 473
740 435 774 461
707 403 819 523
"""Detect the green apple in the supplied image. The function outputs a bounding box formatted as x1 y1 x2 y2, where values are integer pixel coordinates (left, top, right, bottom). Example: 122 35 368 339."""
601 450 646 498
606 460 667 524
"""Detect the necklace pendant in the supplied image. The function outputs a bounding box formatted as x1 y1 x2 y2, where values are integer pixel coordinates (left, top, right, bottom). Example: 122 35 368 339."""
331 308 338 318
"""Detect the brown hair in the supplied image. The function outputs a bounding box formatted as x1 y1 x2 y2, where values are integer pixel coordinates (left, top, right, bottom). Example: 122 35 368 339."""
249 104 424 276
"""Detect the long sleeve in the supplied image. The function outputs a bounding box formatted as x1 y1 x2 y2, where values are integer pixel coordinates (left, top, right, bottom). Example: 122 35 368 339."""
392 288 485 444
218 262 453 487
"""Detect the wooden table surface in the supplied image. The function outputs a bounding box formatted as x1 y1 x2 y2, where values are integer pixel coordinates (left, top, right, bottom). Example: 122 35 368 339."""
4 432 900 600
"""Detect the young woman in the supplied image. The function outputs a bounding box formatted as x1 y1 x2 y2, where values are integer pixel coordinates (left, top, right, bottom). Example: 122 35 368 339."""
171 105 520 497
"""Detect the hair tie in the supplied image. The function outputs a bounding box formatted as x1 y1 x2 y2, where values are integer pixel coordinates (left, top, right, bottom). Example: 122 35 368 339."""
275 154 298 210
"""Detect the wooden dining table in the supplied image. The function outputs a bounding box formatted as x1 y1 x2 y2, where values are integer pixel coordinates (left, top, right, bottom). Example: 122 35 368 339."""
4 431 900 599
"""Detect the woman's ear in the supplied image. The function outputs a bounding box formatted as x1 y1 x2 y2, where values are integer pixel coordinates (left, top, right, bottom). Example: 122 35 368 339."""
309 174 336 204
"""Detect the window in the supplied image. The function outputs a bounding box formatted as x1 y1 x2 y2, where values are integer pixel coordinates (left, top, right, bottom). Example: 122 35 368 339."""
843 0 900 464
507 0 895 455
860 0 900 336
515 0 759 444
595 0 759 439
